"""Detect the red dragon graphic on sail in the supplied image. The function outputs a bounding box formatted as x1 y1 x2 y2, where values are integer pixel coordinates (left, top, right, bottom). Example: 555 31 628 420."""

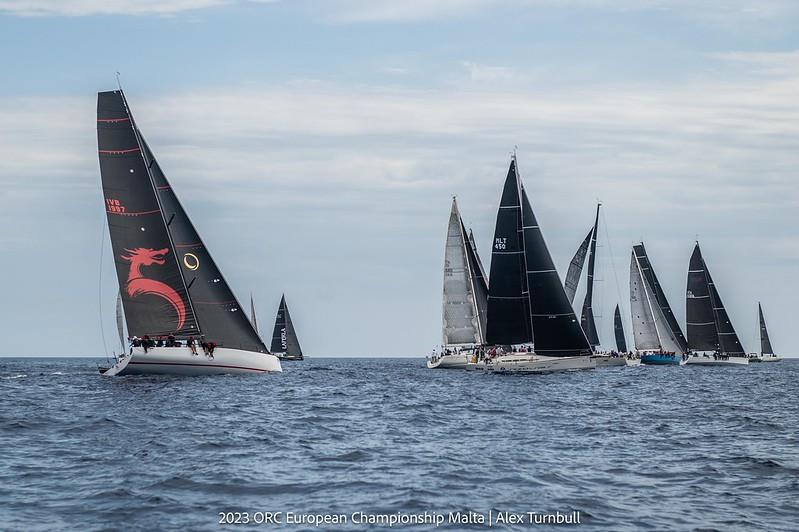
121 248 186 330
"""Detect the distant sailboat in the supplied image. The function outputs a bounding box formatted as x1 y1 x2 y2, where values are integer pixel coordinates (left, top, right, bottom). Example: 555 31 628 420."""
613 304 627 353
97 89 281 376
630 245 685 365
271 295 303 361
685 243 748 366
484 155 594 373
428 198 488 369
566 204 628 367
756 303 781 362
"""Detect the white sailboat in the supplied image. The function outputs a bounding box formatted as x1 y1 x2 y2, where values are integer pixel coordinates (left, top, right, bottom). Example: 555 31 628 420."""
97 90 281 376
428 198 488 369
630 246 686 366
685 243 748 366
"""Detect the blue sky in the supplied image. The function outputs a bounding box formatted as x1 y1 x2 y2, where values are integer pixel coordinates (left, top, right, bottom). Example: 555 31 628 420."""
1 0 797 356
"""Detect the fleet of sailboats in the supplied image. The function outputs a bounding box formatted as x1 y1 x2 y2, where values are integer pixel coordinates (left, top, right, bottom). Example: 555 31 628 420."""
90 89 783 376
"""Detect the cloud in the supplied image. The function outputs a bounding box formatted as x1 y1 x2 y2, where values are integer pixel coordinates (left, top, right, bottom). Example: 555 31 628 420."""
0 0 235 16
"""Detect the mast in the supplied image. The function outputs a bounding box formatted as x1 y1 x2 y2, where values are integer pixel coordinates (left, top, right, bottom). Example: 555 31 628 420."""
485 157 532 345
634 243 688 352
442 197 483 346
686 243 718 352
520 183 591 357
564 229 592 305
580 203 601 346
613 304 627 353
97 90 200 337
759 303 774 355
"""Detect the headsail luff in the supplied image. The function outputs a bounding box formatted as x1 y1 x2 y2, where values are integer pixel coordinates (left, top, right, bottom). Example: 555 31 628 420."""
485 158 532 345
97 90 199 337
759 303 774 355
564 229 591 305
250 294 258 335
613 304 627 353
634 243 688 353
139 136 267 352
686 243 718 352
580 204 601 347
270 295 302 358
521 185 592 357
706 267 745 356
442 198 483 345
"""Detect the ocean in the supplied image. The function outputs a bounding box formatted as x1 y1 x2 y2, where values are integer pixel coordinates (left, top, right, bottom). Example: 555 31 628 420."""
1 357 797 531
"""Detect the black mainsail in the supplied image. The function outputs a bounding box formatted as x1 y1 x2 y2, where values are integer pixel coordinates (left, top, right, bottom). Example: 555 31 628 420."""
613 304 627 353
140 138 268 352
564 229 591 305
759 303 774 355
485 159 532 345
686 243 745 355
521 186 592 356
580 204 601 346
271 295 303 359
686 244 718 351
98 90 199 337
633 243 688 353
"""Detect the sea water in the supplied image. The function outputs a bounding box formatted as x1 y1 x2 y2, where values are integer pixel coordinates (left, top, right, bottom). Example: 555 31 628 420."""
1 357 797 531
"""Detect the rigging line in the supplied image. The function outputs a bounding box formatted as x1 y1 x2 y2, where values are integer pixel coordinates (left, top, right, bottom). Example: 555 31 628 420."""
601 205 627 332
97 212 110 360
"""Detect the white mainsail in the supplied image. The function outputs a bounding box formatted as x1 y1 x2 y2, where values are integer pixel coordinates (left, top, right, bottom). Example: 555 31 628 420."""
630 251 661 350
442 198 483 345
115 291 125 352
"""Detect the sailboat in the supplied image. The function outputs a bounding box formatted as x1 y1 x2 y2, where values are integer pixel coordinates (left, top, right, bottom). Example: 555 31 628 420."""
428 198 488 369
630 244 686 365
97 90 281 376
685 243 748 366
565 204 626 367
755 303 781 362
270 294 304 361
484 155 594 374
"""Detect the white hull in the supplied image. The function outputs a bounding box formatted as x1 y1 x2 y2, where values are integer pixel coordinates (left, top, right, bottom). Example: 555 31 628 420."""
488 354 595 374
426 352 472 369
593 355 627 368
101 346 282 376
625 357 641 366
760 355 783 363
685 355 749 366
